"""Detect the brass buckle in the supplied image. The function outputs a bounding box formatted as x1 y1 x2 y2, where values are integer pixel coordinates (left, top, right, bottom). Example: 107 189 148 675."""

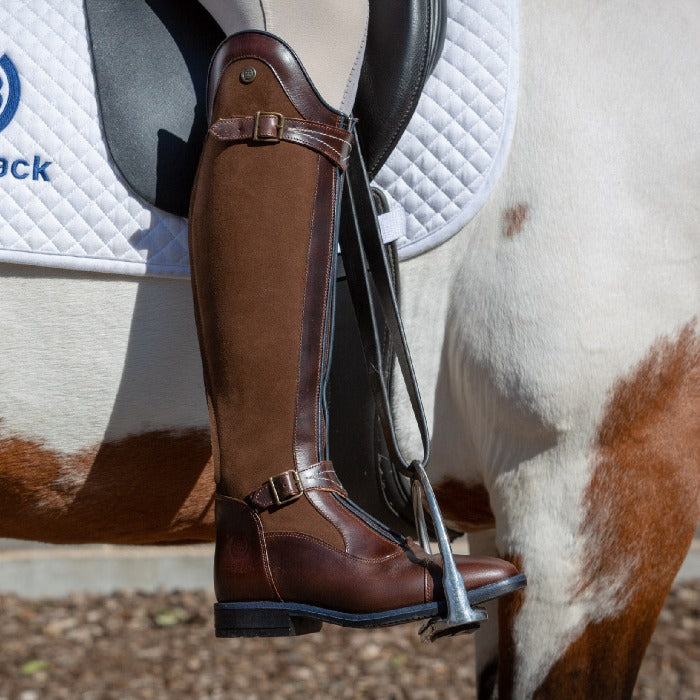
268 470 303 506
253 111 285 142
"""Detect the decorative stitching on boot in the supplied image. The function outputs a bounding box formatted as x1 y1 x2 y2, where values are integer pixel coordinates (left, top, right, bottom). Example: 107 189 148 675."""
266 531 405 564
252 508 283 601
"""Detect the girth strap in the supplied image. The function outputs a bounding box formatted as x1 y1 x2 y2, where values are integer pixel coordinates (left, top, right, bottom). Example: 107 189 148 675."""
210 113 353 170
245 461 347 511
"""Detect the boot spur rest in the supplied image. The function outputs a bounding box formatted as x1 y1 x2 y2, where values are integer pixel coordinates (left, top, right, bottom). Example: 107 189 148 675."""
188 31 525 638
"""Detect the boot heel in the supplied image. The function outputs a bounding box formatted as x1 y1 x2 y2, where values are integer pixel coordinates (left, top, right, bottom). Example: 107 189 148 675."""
214 603 323 638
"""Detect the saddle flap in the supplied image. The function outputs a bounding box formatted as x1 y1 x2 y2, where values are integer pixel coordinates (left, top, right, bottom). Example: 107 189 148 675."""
84 0 224 217
354 0 447 179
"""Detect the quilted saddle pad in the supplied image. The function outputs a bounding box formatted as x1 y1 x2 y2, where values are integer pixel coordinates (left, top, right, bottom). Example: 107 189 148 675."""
0 0 517 276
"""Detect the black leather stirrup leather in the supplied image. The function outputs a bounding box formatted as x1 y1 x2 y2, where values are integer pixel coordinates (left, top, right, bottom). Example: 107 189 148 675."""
328 0 448 531
337 131 493 640
338 137 431 479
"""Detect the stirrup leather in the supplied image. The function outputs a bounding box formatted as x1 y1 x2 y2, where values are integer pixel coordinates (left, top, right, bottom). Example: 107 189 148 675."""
339 130 488 640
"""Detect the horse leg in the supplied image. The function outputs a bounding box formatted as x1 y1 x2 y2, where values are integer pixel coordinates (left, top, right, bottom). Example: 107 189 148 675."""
432 346 698 700
495 325 700 698
407 0 700 693
421 234 700 698
467 530 502 700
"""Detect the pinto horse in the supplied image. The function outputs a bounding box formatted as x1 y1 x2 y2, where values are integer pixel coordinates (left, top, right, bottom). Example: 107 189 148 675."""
0 1 698 698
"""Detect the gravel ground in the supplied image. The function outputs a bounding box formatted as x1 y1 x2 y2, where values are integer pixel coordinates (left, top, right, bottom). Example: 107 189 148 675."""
0 581 698 699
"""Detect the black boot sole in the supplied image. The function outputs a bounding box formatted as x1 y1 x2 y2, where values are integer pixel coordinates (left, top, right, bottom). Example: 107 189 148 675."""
214 573 526 637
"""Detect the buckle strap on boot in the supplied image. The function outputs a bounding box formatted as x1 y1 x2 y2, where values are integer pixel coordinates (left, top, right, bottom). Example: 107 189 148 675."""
245 461 347 511
210 113 353 170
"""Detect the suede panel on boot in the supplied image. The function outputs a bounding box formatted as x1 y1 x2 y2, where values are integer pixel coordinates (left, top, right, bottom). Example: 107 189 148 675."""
191 135 316 499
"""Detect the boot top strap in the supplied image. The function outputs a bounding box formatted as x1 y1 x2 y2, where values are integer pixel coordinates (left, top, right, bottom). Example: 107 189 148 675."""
210 113 353 170
246 461 347 511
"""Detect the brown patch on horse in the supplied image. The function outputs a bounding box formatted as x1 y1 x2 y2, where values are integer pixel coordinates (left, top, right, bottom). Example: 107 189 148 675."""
498 554 525 700
534 320 700 696
502 203 529 238
433 477 496 532
532 601 665 699
0 428 215 544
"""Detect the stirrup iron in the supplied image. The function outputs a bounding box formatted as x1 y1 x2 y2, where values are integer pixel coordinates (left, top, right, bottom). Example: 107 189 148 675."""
411 462 487 641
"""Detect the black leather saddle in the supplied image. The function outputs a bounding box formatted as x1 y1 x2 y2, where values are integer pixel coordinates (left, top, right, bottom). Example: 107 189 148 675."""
85 0 447 532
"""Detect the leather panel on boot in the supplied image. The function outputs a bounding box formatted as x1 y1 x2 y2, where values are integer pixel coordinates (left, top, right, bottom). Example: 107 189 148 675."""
264 531 429 613
207 32 348 125
214 495 279 603
428 554 520 598
308 491 399 558
293 154 338 470
215 494 519 611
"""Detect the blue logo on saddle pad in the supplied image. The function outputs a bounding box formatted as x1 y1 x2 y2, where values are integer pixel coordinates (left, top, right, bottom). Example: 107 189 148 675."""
0 53 51 181
0 53 20 133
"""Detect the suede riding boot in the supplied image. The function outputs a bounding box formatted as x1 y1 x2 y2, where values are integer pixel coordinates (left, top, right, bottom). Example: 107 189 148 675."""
189 31 524 637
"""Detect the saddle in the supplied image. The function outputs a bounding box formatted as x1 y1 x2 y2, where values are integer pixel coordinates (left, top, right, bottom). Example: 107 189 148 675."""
85 0 447 533
85 0 445 213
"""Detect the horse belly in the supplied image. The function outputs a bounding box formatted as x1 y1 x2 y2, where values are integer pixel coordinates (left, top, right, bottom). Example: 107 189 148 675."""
0 266 214 543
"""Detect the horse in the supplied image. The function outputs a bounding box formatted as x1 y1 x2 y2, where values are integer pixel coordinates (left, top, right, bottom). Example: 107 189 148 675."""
0 0 698 698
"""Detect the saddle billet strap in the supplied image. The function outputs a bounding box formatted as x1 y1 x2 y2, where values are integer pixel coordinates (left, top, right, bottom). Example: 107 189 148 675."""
245 461 347 511
210 114 353 170
338 128 430 477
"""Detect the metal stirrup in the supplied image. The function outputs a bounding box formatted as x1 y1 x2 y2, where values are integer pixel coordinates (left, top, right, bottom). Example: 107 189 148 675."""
338 129 487 640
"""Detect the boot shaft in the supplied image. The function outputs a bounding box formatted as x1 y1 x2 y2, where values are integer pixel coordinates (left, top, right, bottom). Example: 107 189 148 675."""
189 32 352 498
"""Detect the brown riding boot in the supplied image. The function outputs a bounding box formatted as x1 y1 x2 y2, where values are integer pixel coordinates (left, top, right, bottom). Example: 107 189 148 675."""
189 31 524 637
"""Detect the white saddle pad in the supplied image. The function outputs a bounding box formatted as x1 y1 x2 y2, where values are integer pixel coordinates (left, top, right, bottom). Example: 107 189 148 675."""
376 0 518 260
0 0 517 277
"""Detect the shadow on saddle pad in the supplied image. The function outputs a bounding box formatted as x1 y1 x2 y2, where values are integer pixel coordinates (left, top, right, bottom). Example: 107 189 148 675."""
85 0 446 533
